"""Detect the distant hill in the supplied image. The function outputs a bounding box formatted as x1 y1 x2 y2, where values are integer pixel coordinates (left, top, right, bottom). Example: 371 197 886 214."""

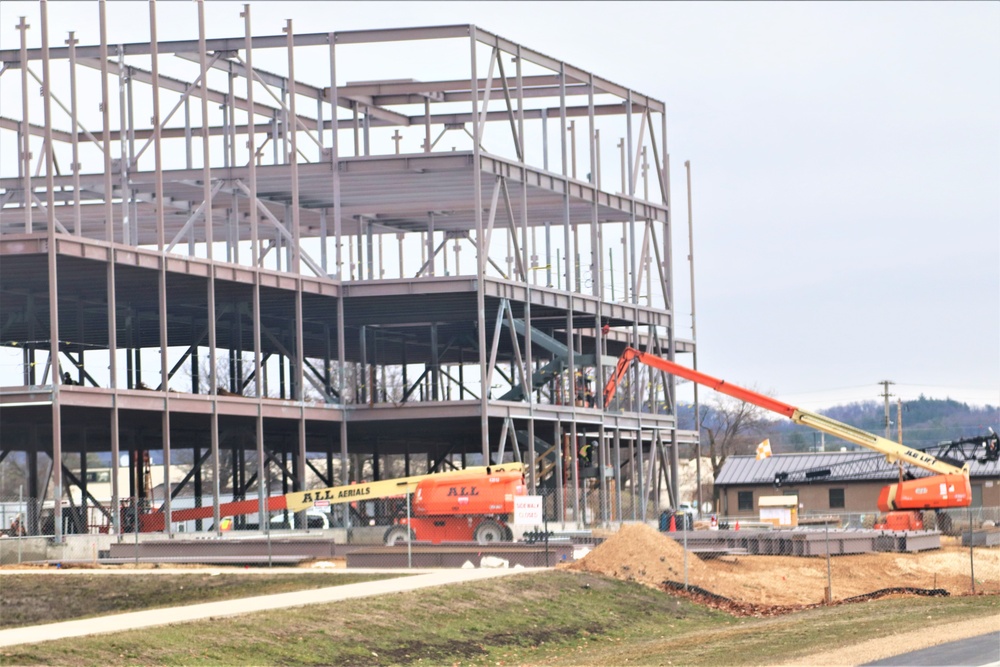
678 397 999 453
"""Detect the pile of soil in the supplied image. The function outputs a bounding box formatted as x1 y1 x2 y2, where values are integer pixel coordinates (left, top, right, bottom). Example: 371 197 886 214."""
566 523 709 583
565 523 1000 608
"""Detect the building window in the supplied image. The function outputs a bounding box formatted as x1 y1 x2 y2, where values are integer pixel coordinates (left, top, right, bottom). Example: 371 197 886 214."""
737 491 754 511
829 488 845 509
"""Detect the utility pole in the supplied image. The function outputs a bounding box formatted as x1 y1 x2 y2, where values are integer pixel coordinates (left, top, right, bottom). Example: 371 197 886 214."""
896 398 903 444
879 380 895 440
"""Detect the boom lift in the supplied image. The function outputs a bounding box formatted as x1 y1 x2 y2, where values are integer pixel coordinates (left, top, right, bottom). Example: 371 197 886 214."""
605 347 972 529
136 464 526 545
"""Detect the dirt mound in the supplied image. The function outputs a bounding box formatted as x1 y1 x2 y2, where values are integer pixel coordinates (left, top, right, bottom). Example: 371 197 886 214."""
566 523 708 584
564 524 1000 608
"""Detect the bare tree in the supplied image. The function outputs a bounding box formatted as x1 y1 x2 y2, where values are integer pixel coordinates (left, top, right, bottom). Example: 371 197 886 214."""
0 452 28 501
702 394 771 479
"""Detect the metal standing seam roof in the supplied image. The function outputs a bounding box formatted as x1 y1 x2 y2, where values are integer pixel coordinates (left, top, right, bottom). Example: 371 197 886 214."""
715 445 1000 486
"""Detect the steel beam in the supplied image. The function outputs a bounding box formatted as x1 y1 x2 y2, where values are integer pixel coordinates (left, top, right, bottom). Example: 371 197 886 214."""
39 0 65 542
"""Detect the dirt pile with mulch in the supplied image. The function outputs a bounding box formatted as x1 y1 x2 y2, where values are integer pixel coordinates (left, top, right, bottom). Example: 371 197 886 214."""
565 523 1000 608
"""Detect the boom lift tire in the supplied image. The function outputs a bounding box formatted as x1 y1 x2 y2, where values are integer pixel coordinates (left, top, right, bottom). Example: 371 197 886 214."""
384 525 416 546
474 519 506 545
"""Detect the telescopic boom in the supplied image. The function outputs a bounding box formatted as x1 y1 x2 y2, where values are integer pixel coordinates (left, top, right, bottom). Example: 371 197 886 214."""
605 347 971 511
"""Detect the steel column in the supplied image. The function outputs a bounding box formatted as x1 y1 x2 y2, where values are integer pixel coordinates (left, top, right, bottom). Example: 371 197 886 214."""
662 109 680 512
194 0 222 532
685 159 702 512
17 16 32 233
471 28 489 462
41 0 63 542
148 0 173 534
65 31 81 235
97 0 122 534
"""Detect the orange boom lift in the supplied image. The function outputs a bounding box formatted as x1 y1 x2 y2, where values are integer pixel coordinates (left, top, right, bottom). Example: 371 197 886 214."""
605 347 971 529
138 464 526 544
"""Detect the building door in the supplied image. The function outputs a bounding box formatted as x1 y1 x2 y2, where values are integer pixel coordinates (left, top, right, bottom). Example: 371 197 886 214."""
972 484 983 508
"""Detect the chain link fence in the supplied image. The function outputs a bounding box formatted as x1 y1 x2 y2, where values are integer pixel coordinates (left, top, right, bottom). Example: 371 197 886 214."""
1 489 997 571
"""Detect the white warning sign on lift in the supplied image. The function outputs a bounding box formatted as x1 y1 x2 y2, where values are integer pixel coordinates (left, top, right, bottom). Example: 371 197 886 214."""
513 495 543 525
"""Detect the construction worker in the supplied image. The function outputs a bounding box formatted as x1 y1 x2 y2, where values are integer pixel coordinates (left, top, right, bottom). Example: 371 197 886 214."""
579 440 595 467
575 371 595 407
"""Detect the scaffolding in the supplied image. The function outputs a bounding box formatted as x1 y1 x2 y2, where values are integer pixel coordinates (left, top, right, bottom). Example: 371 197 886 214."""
0 1 698 541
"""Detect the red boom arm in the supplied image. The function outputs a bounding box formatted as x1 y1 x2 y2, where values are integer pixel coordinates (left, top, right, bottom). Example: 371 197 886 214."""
603 346 971 512
604 347 797 419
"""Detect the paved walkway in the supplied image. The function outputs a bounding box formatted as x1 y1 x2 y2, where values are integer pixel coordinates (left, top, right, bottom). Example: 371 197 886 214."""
0 567 534 648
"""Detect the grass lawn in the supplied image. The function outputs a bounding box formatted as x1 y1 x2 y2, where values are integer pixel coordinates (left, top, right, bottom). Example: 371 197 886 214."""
1 570 996 666
0 571 397 629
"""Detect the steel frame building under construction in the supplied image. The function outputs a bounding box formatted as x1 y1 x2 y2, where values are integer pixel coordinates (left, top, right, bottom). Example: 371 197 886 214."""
0 1 699 541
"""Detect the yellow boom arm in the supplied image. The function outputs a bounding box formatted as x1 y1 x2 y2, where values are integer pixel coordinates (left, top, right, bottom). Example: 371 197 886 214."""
791 409 968 476
285 463 525 512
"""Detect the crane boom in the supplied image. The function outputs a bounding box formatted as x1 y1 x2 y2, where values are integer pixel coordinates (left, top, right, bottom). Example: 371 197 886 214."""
605 347 970 479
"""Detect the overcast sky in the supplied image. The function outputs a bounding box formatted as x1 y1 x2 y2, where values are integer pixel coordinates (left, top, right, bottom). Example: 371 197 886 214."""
2 1 998 412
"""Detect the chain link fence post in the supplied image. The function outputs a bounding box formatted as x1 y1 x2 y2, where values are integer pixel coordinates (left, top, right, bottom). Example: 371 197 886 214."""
682 510 688 590
824 521 833 603
968 504 975 593
406 490 412 569
133 498 139 567
17 485 23 564
266 497 273 568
